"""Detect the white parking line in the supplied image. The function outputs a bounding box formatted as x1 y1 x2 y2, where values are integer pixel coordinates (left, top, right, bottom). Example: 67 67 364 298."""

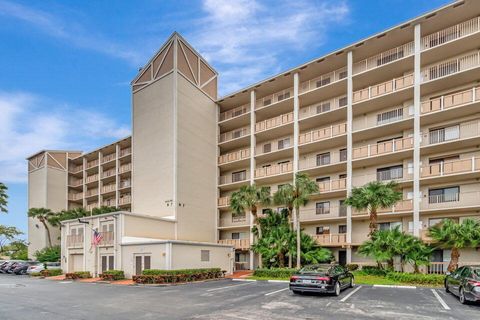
373 285 416 289
206 281 255 292
340 286 362 302
431 289 451 310
265 287 289 296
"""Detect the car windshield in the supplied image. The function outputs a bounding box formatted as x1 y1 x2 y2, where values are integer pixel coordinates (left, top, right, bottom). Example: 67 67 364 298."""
299 265 330 274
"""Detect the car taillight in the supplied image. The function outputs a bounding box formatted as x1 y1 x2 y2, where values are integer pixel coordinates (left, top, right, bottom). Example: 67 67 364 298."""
316 277 330 282
468 280 480 286
290 276 299 282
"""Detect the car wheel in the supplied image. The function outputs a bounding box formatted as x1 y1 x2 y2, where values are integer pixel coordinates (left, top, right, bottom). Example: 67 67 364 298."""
334 282 341 296
350 277 355 288
445 281 450 293
459 288 468 304
292 290 301 295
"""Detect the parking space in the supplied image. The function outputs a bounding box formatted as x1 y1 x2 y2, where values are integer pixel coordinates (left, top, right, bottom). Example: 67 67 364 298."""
0 274 479 319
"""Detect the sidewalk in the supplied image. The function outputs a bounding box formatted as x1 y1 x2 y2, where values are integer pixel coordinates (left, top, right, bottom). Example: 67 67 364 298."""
225 271 253 279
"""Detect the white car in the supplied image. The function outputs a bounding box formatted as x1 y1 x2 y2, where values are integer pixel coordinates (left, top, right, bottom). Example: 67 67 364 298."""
26 262 61 274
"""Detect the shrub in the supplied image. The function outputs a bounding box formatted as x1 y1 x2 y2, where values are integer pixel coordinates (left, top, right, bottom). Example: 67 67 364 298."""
134 268 222 284
253 268 297 279
34 246 61 263
346 264 359 271
100 270 125 281
358 266 387 276
386 272 444 286
40 269 62 277
65 271 92 279
30 272 43 277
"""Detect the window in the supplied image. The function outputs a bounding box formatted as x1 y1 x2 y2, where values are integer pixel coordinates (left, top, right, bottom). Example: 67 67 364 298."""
277 92 290 101
232 170 246 182
316 77 331 88
232 232 240 240
232 212 246 223
316 101 331 114
201 250 210 262
316 152 331 166
377 107 403 125
429 125 459 144
338 96 347 107
316 226 330 235
263 143 272 153
379 222 402 231
263 98 272 106
278 138 290 150
339 225 347 234
339 174 347 179
134 255 151 275
316 202 330 215
232 129 243 139
101 255 114 272
429 155 459 165
377 165 403 181
339 149 347 162
428 186 460 204
339 200 347 217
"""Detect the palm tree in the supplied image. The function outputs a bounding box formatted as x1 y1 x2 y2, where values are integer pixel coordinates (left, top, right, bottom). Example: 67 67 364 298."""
28 208 55 247
0 182 8 213
230 184 271 268
428 219 480 272
274 173 319 269
405 239 432 273
344 181 402 236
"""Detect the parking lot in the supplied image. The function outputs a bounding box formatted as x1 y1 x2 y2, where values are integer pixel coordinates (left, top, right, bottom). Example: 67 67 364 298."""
0 274 478 319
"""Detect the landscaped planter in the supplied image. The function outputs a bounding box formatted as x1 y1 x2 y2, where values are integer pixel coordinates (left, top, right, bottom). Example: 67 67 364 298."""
65 271 92 280
100 270 125 281
133 268 223 284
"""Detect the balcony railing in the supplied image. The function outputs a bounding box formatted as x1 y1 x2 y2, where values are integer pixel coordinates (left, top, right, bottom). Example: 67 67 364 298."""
217 196 231 207
219 127 250 143
66 235 84 248
421 157 480 178
119 194 131 205
353 199 413 215
421 191 480 210
299 95 347 120
219 104 249 122
421 51 480 82
69 178 83 187
119 147 131 157
298 150 347 171
218 239 250 250
99 231 114 246
317 178 346 193
422 17 480 50
353 106 413 132
255 162 293 179
101 183 116 194
353 137 413 160
85 189 98 197
68 193 83 201
353 42 414 74
102 198 116 207
218 148 250 165
255 137 293 156
422 119 480 146
219 171 248 185
256 87 293 109
353 169 413 187
299 67 347 94
219 214 250 228
69 164 83 173
313 233 347 246
85 174 99 183
421 86 480 114
353 74 414 103
86 159 99 169
300 205 347 220
86 203 99 211
299 123 347 145
255 112 293 133
102 153 116 163
119 163 132 174
119 179 131 189
102 168 116 179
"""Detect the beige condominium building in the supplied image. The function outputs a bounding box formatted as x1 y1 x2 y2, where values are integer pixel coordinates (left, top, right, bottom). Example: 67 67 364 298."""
28 0 480 275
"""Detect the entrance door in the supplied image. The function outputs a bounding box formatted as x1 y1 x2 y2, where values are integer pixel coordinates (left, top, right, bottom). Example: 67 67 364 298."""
134 255 151 275
101 255 114 273
69 254 84 272
338 251 347 266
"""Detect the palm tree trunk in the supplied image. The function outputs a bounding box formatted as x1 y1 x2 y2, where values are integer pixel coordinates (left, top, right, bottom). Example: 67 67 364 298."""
413 263 420 274
279 252 285 268
368 208 378 237
42 221 52 247
448 247 460 272
288 208 293 268
295 207 301 269
252 210 263 269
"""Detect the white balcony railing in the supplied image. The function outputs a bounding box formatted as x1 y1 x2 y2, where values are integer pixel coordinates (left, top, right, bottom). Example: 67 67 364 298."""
299 123 347 145
421 191 480 211
101 183 116 194
219 104 249 122
313 233 347 246
421 51 480 82
353 42 414 74
217 196 231 207
421 86 480 114
66 235 84 248
353 199 413 215
218 148 250 165
353 73 414 103
255 162 293 179
422 17 480 50
102 153 116 163
255 112 293 133
317 178 346 193
353 137 413 160
85 174 99 183
219 171 248 185
353 106 413 132
421 157 480 178
422 119 480 146
299 95 347 120
86 159 99 169
299 66 347 94
119 194 131 205
119 147 131 157
119 163 132 174
68 193 83 201
219 127 250 143
218 239 250 250
256 87 293 109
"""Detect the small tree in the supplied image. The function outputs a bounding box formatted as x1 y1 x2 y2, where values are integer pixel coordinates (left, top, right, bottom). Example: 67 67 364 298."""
405 240 433 273
428 218 480 272
0 182 7 213
0 225 23 252
34 245 61 263
345 181 402 236
28 208 55 247
4 240 28 260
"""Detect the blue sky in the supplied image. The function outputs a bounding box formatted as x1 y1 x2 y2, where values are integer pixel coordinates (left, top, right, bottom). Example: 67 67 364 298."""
0 0 451 237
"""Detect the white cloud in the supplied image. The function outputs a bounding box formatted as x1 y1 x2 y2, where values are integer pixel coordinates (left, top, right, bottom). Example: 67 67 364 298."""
189 0 350 95
0 0 144 65
0 91 130 183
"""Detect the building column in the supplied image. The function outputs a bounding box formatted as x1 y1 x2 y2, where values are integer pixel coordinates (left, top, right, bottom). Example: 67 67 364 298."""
115 144 120 207
293 72 300 232
346 51 354 263
413 23 422 237
249 90 256 270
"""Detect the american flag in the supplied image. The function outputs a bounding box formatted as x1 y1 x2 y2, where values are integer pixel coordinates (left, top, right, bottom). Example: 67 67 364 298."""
92 230 103 246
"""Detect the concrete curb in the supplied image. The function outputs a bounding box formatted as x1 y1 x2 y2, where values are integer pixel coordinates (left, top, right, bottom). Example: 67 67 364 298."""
232 278 289 283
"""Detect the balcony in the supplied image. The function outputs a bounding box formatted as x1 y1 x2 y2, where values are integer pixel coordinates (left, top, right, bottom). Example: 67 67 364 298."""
66 235 84 248
119 163 132 174
313 233 347 247
218 148 250 167
255 162 293 182
99 231 114 246
102 198 116 207
86 203 99 211
218 214 250 228
217 196 230 208
102 168 116 179
300 205 347 222
353 199 413 216
353 106 413 141
352 137 413 166
421 157 480 183
421 191 480 213
219 104 249 122
119 147 131 158
86 159 99 169
354 42 414 75
68 193 83 201
255 111 293 137
219 171 249 188
298 150 346 175
119 179 131 189
300 66 347 94
318 178 346 192
218 239 250 250
299 123 346 153
421 119 480 154
218 127 250 150
353 168 413 187
69 178 83 187
85 189 98 198
255 137 293 161
299 67 347 106
102 153 116 164
85 174 99 184
101 183 116 194
69 164 83 174
299 95 347 128
119 194 131 206
256 87 293 110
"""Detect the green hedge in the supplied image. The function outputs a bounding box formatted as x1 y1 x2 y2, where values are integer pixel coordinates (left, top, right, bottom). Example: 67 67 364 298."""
253 268 297 279
134 268 223 284
358 266 388 276
346 264 359 271
386 272 445 285
65 271 92 279
100 270 125 281
39 269 63 277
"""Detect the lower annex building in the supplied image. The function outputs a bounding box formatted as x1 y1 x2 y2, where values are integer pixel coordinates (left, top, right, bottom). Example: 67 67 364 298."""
28 0 480 275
